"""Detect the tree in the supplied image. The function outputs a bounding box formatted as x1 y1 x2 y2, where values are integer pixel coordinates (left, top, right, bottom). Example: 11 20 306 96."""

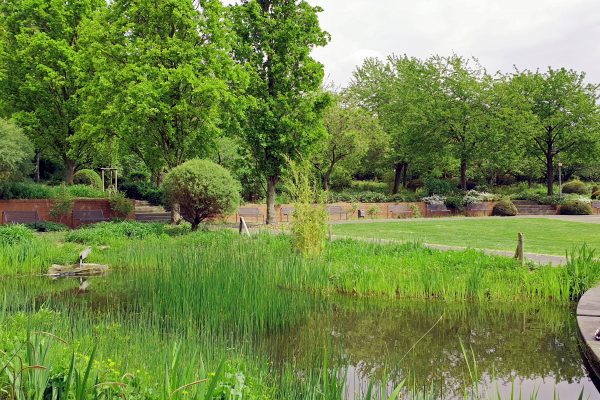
78 0 244 174
314 98 378 190
509 68 600 195
231 0 330 224
0 119 33 179
163 159 241 231
0 0 104 183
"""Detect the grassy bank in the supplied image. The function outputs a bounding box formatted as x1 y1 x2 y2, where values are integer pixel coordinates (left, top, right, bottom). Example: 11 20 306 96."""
332 217 600 255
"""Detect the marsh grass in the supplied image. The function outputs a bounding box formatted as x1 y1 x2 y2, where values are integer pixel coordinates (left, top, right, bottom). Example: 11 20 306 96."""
1 228 599 398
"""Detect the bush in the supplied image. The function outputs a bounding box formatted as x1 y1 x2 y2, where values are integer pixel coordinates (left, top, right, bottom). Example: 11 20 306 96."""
444 195 465 211
163 159 241 230
65 221 190 245
109 192 134 218
492 200 518 217
424 178 454 196
0 182 105 200
592 191 600 200
562 180 588 195
25 221 69 232
73 169 102 188
0 224 34 245
120 182 165 205
560 200 593 215
49 186 73 223
329 167 353 190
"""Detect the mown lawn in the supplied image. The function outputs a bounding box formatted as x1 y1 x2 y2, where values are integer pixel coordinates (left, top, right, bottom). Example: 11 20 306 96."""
332 217 600 255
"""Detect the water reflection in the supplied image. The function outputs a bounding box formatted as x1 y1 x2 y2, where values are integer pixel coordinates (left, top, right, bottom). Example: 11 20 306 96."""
264 299 600 399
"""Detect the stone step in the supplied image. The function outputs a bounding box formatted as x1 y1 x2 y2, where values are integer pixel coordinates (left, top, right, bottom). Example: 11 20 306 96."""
134 200 166 213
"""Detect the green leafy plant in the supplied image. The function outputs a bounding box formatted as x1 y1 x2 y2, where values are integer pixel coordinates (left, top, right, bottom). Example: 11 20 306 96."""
284 158 328 257
492 199 518 216
163 159 241 231
73 169 103 188
562 180 588 195
560 200 593 215
25 221 69 232
409 203 422 218
109 192 134 218
0 224 35 245
591 190 600 200
367 205 380 219
49 185 73 223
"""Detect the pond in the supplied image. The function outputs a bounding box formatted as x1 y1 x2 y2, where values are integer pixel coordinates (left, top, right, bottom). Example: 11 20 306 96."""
3 269 599 399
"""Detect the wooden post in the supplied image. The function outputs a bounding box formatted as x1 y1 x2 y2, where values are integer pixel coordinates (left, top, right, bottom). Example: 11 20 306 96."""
239 217 250 236
514 232 524 265
101 169 105 192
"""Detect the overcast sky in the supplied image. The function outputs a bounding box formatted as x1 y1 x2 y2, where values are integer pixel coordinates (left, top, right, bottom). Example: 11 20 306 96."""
311 0 600 86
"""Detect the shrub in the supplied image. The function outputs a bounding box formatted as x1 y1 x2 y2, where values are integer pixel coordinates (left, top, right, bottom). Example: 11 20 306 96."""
562 180 588 195
284 159 328 257
591 185 600 194
163 159 241 230
492 200 518 217
73 169 102 188
592 191 600 200
444 195 465 211
49 186 73 223
424 178 454 196
421 195 446 205
367 205 380 219
0 224 34 245
560 200 593 215
0 182 105 200
329 167 353 190
65 221 190 245
109 192 134 218
25 221 69 232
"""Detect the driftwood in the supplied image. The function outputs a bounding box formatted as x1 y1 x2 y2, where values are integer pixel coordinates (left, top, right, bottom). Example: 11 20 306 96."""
47 263 109 279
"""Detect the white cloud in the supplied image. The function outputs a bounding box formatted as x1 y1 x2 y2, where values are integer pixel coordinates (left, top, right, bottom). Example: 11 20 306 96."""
311 0 600 85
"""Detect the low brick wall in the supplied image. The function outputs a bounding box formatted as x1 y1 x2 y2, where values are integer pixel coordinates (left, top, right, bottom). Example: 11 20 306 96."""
224 201 497 224
0 199 132 228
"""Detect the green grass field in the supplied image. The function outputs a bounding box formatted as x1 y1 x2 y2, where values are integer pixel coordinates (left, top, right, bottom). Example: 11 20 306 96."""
332 217 600 255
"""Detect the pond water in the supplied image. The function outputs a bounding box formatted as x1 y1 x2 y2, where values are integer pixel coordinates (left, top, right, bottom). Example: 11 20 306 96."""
4 272 600 399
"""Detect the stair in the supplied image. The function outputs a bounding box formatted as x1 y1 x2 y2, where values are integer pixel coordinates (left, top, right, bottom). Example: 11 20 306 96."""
512 200 557 215
134 200 166 214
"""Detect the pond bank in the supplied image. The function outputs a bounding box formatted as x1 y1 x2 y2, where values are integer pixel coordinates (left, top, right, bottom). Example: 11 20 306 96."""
578 285 600 381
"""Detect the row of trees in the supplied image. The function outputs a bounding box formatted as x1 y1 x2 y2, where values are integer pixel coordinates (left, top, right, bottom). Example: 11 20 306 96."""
334 55 600 196
0 0 329 224
1 1 599 224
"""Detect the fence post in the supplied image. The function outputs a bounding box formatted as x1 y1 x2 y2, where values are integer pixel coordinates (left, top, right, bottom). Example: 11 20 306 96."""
239 216 250 236
514 233 524 265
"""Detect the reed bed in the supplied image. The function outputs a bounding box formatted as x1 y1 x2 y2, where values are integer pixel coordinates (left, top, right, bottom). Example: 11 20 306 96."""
1 224 599 398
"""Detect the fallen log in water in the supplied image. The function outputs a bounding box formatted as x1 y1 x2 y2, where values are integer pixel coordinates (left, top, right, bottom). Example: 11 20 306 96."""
47 263 109 279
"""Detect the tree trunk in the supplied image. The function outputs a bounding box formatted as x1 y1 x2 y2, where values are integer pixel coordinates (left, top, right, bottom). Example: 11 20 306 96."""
65 159 76 184
266 175 278 225
35 151 41 183
171 203 181 225
392 163 403 194
402 163 409 188
546 149 554 196
460 159 467 191
321 174 329 191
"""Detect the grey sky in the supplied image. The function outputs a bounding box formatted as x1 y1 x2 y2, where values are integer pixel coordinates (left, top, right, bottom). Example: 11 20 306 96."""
222 0 600 86
312 0 600 86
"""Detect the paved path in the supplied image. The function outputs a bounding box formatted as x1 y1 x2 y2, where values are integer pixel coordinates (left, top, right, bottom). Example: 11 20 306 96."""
331 234 568 265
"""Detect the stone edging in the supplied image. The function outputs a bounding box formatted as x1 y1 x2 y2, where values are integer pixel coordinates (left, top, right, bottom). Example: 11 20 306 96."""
576 285 600 379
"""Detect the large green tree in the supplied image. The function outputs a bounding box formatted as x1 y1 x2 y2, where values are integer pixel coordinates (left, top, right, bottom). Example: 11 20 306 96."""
0 0 104 183
314 98 378 190
509 68 600 195
78 0 245 177
232 0 330 224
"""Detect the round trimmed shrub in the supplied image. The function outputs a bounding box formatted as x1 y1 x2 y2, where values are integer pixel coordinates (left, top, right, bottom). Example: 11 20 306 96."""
492 199 518 217
73 169 102 188
559 200 592 215
163 159 241 230
592 190 600 200
562 180 588 195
